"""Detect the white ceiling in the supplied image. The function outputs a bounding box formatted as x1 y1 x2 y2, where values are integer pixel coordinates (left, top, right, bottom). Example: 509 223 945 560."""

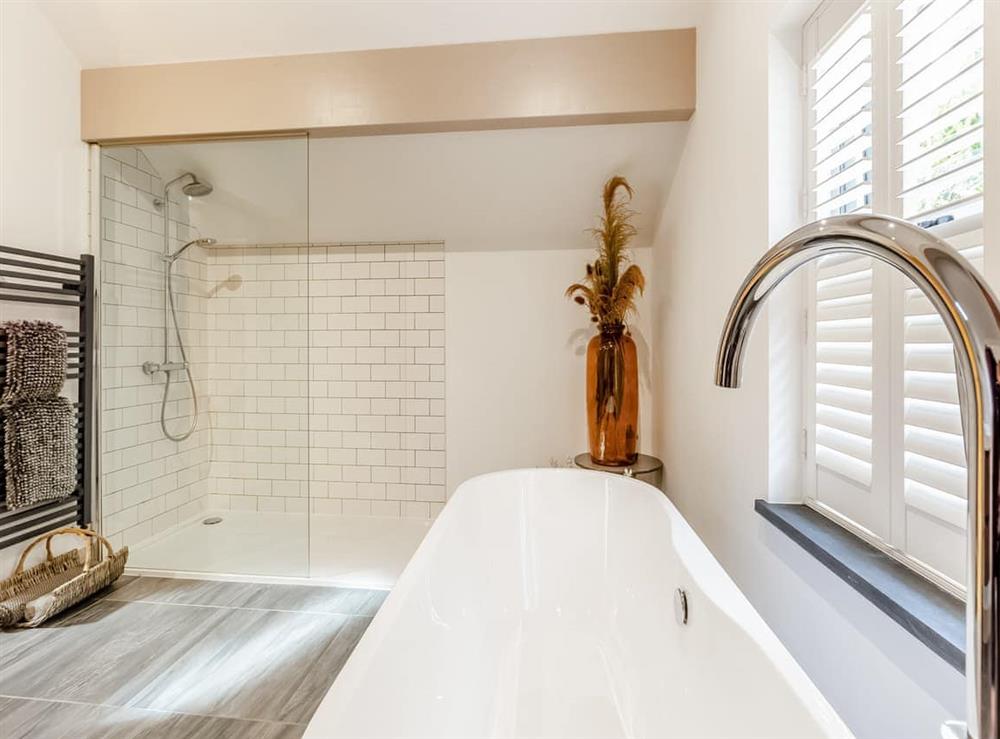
36 0 706 69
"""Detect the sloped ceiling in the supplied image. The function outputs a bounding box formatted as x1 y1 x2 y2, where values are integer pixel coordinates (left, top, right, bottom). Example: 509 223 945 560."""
127 121 688 248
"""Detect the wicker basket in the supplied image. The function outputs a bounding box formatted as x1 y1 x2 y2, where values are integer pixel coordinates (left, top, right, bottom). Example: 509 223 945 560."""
0 527 128 628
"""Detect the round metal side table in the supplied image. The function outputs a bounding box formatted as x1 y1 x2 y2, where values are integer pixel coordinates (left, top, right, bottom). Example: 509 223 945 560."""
573 453 664 490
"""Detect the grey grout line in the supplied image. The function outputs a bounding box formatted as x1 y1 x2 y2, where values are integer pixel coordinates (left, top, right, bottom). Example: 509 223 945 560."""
99 594 376 620
0 693 307 728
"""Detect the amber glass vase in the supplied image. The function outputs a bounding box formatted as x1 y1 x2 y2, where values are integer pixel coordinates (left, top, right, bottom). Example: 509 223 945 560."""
586 325 638 466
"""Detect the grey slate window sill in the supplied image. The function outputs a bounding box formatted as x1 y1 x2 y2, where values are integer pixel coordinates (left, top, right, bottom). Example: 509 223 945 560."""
755 500 965 672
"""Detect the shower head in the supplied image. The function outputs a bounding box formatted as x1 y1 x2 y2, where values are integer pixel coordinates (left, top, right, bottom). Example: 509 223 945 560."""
181 176 213 197
156 172 214 209
166 237 216 263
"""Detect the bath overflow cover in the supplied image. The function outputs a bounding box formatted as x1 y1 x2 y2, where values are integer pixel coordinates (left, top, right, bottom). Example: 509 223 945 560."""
674 588 689 625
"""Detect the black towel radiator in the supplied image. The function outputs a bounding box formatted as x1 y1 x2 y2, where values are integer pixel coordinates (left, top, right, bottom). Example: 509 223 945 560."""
0 244 96 548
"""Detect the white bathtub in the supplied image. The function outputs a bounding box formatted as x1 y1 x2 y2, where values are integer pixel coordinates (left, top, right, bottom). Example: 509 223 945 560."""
305 469 852 739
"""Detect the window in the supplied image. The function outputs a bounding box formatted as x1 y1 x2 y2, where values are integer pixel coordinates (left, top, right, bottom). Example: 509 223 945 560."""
803 0 985 596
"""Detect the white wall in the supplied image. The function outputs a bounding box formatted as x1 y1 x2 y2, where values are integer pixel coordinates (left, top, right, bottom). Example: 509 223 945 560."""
0 0 87 259
0 0 89 573
650 4 964 738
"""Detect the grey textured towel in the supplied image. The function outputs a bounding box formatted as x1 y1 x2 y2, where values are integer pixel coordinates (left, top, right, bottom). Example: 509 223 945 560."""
0 321 67 404
2 398 77 509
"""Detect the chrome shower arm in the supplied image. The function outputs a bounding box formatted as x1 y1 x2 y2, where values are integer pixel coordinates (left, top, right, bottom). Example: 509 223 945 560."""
714 214 1000 739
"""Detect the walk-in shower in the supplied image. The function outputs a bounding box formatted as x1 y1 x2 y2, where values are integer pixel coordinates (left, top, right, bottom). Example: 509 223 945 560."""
142 172 214 442
99 138 433 586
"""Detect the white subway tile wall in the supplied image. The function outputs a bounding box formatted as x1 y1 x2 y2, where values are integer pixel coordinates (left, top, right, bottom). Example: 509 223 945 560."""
100 148 212 550
205 242 447 518
101 148 447 550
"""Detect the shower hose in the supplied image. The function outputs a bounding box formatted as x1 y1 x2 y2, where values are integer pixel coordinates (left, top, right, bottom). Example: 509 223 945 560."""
159 264 199 442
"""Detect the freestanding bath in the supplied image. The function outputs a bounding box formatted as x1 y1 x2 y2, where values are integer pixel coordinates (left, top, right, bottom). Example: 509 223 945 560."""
305 469 851 738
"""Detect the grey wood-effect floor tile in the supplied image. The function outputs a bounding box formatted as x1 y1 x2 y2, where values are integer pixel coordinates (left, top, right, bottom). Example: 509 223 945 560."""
0 696 305 739
125 602 371 723
0 599 231 706
106 577 259 609
0 577 136 653
237 582 387 617
0 578 378 731
108 576 387 616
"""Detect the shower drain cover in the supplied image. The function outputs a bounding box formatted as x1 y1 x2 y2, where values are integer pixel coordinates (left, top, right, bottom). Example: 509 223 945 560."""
202 516 223 525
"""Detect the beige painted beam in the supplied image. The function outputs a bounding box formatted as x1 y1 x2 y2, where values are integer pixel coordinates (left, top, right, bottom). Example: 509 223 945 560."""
81 29 695 143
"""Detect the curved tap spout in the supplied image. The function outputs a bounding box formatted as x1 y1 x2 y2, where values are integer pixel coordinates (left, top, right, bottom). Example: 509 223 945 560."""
714 214 1000 739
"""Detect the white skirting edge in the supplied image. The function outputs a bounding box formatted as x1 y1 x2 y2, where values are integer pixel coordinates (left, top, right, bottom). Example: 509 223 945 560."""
121 566 393 591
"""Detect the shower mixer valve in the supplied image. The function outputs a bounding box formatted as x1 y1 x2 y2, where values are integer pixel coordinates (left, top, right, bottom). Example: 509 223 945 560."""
142 360 189 375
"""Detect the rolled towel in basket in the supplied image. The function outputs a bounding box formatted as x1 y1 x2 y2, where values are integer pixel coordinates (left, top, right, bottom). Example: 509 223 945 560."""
2 397 77 509
0 320 67 404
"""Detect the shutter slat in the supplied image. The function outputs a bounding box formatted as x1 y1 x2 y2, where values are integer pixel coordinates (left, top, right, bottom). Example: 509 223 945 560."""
816 271 872 301
817 446 872 487
904 425 967 467
904 370 960 404
814 108 873 156
817 341 872 366
815 131 871 172
899 0 944 34
817 362 873 390
817 424 873 463
905 344 957 373
817 317 872 342
900 61 982 135
817 296 873 321
903 452 965 498
905 397 964 436
904 480 967 529
814 155 873 194
898 0 975 58
904 314 950 343
817 255 872 278
817 403 873 437
817 383 871 414
899 23 982 93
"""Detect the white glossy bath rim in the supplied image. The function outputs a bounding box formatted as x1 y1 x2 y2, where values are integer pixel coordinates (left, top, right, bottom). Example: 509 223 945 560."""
306 468 853 739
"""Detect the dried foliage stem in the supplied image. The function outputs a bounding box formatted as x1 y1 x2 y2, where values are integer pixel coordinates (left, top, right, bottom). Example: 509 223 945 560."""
565 176 645 332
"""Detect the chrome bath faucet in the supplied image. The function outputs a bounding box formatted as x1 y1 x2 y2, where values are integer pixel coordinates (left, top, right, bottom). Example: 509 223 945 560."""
714 214 1000 739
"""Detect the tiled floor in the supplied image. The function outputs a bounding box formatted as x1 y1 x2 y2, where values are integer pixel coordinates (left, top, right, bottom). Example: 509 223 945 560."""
128 511 431 588
0 576 386 738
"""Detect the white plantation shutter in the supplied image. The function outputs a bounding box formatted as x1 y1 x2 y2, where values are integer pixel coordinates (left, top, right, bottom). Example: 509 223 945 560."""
802 0 985 594
814 256 873 491
898 234 982 584
893 0 984 587
809 252 890 537
896 0 985 220
812 9 874 219
806 5 891 539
